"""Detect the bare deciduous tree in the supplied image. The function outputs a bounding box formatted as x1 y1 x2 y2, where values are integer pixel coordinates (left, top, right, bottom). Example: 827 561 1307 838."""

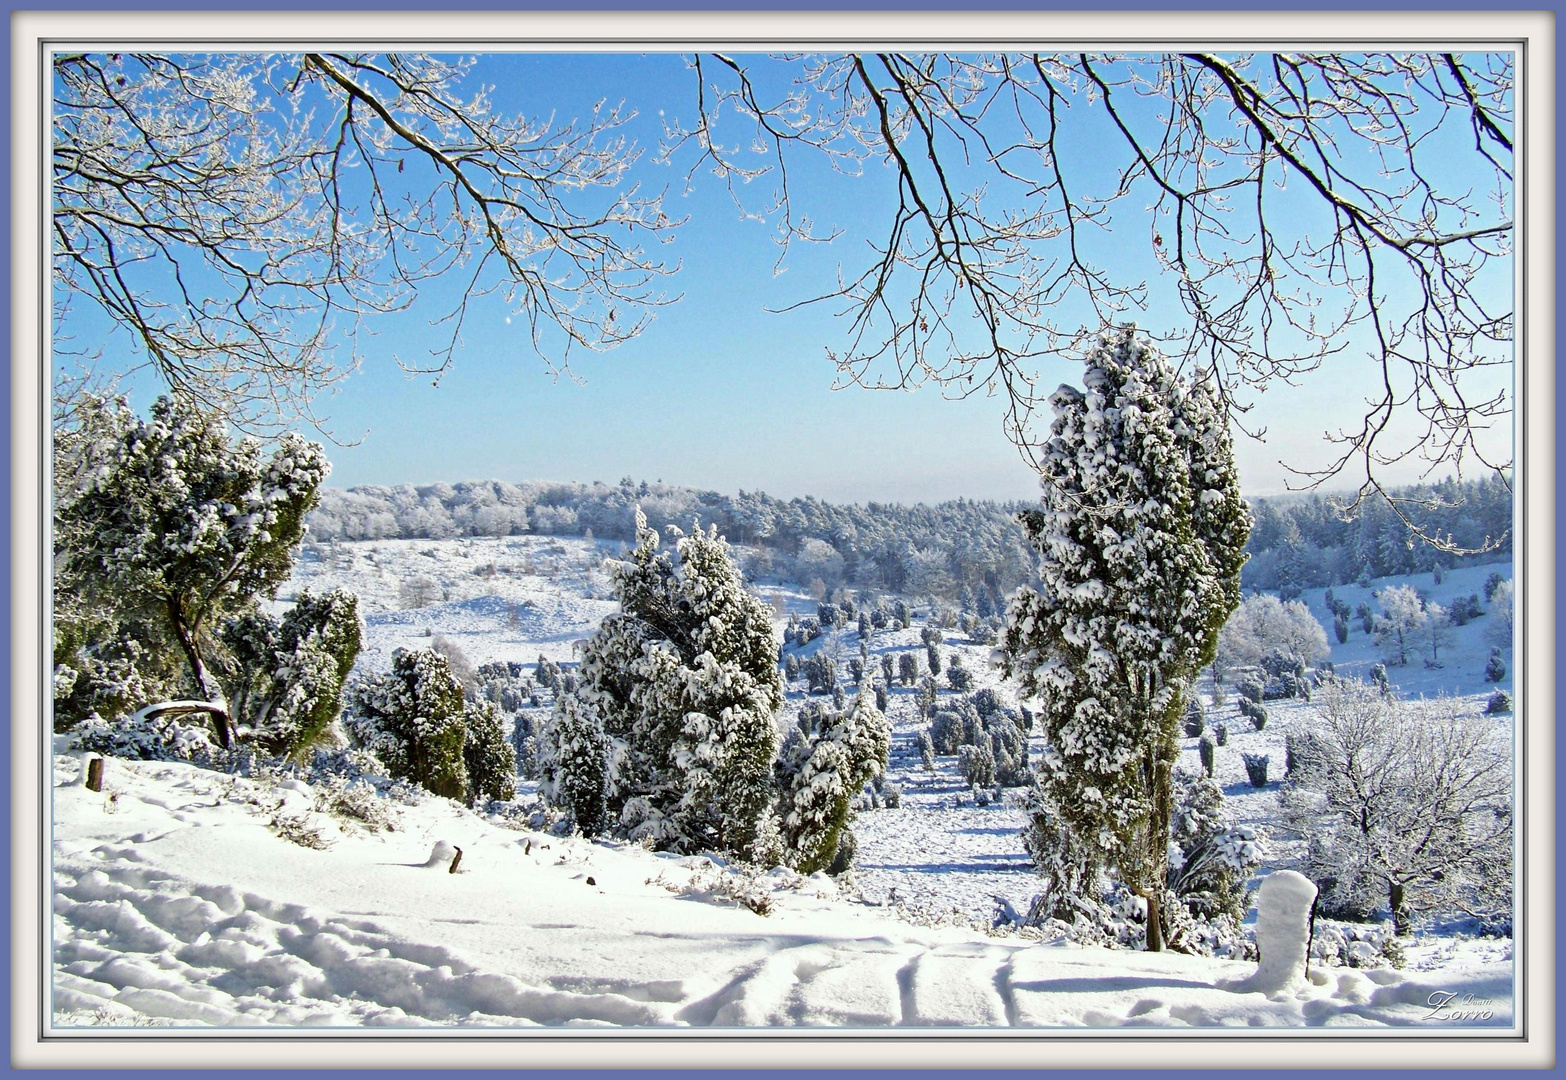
53 52 679 427
663 52 1514 547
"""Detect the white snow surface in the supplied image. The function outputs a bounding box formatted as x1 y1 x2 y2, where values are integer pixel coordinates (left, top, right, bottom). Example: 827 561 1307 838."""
52 750 1512 1030
1242 871 1318 997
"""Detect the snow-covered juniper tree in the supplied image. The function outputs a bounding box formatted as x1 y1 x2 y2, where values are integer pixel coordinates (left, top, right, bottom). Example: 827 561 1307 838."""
53 395 330 747
219 588 362 758
777 684 890 874
542 510 784 860
347 647 471 802
997 326 1250 951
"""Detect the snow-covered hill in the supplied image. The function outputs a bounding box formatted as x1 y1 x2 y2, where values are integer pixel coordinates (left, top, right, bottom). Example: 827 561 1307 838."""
51 748 1511 1030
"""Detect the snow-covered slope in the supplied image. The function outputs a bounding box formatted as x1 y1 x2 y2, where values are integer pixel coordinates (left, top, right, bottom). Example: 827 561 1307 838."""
50 750 1511 1030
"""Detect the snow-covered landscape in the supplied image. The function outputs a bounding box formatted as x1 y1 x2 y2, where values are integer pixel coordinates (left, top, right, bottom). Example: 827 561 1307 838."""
39 41 1530 1059
50 524 1517 1031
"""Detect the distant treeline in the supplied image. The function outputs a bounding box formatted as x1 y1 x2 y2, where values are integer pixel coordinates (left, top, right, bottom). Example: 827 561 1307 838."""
307 472 1512 600
1241 474 1513 596
306 479 1039 601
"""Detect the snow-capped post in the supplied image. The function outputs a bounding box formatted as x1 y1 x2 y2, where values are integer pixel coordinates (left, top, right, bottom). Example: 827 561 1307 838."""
84 757 103 792
996 326 1251 951
1244 870 1319 996
448 847 463 875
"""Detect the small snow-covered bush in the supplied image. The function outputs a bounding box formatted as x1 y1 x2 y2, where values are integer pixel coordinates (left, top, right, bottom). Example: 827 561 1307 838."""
1198 735 1215 777
1238 698 1268 730
1182 696 1205 738
346 648 471 802
1241 753 1270 788
917 729 936 771
1485 648 1507 683
946 654 973 691
1214 721 1229 746
959 740 996 788
1485 690 1513 714
1237 676 1265 704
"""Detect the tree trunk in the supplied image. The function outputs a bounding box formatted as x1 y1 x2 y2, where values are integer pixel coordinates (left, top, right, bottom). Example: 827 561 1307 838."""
1390 882 1410 936
1145 889 1164 952
168 602 231 749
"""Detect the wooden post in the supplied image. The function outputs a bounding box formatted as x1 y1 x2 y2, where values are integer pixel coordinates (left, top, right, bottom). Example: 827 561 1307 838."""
448 846 462 874
85 758 104 793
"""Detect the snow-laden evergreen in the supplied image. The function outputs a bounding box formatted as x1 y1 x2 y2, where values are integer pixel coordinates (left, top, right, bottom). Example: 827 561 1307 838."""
347 648 472 801
543 510 784 860
53 395 330 745
997 327 1250 947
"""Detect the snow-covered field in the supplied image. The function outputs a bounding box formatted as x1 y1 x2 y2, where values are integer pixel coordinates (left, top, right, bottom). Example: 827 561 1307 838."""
51 749 1512 1030
48 537 1518 1031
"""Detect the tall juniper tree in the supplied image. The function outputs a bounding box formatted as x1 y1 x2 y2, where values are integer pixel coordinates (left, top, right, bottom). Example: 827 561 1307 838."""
998 326 1250 950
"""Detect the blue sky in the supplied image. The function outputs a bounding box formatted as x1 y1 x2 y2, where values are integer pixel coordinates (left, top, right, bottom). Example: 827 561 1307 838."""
64 52 1515 504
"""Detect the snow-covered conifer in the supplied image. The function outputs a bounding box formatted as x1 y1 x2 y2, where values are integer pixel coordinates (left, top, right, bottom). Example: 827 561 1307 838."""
463 701 517 806
897 652 918 687
1485 647 1507 683
544 511 783 861
347 648 469 801
777 686 888 874
54 395 329 746
222 588 362 757
996 327 1250 949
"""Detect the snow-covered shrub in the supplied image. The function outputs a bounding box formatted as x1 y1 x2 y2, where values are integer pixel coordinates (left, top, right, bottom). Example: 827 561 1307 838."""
1485 689 1513 714
1487 579 1514 646
1283 678 1512 933
53 394 330 748
1214 722 1228 747
76 707 221 763
995 328 1249 944
897 652 918 686
1241 752 1270 788
882 783 902 809
925 642 942 677
1182 696 1205 737
1237 675 1265 704
271 810 335 850
1238 698 1268 731
928 709 962 755
1198 735 1215 777
783 654 800 682
802 653 837 695
1334 615 1350 644
311 773 400 834
777 687 889 874
1309 921 1407 970
946 654 973 691
346 648 471 801
541 692 610 834
959 740 996 788
1373 584 1427 666
1166 771 1266 921
878 653 895 684
848 656 865 685
542 512 785 860
873 683 888 712
916 674 939 717
917 729 936 772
